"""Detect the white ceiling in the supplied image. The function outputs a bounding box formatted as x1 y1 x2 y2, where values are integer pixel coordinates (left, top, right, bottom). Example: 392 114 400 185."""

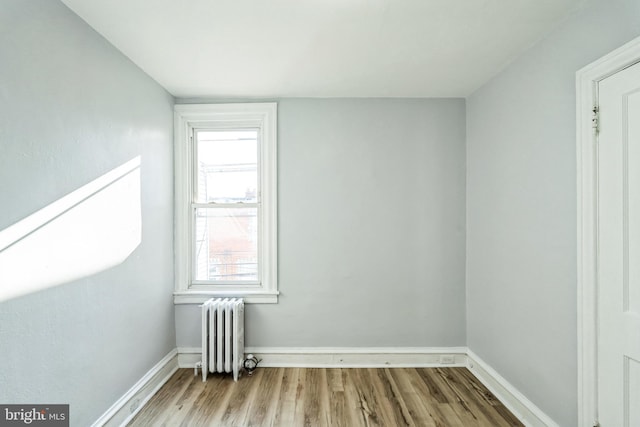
61 0 583 98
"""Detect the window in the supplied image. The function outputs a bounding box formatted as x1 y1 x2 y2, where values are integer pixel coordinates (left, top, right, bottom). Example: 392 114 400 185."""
174 103 277 303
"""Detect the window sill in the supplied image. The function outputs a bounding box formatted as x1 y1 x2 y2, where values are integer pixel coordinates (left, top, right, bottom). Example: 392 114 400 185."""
173 290 279 304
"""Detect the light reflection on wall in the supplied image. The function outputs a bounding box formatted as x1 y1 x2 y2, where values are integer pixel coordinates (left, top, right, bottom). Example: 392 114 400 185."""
0 157 142 302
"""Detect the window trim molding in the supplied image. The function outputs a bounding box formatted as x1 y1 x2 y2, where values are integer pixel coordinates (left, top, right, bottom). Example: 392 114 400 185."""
173 103 278 304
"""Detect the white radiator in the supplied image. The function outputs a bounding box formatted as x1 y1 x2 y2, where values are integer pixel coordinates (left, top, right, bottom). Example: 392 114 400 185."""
200 298 245 382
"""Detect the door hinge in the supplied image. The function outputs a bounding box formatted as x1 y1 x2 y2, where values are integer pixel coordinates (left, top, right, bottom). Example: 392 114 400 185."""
592 105 600 133
593 422 600 427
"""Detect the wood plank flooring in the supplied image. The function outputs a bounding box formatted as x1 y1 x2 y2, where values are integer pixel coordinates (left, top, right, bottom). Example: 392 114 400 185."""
128 368 523 426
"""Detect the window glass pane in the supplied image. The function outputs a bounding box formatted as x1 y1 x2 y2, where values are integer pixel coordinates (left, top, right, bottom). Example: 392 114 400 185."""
196 130 258 203
194 207 258 282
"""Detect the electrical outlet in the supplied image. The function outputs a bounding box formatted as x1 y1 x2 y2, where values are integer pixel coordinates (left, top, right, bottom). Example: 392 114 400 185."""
440 355 455 365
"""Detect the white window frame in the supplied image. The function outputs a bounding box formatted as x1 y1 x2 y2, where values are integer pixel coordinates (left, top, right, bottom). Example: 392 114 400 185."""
173 103 278 304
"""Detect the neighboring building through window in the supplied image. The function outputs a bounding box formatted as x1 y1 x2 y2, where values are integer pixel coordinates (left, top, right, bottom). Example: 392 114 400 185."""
174 103 277 303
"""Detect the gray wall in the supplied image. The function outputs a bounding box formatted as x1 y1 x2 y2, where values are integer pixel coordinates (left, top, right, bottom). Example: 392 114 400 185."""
466 0 640 425
0 1 175 425
176 98 466 348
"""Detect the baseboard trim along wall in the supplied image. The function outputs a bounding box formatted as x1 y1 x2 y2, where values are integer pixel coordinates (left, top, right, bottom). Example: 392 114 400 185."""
178 346 468 368
466 350 559 427
246 347 470 368
91 349 179 427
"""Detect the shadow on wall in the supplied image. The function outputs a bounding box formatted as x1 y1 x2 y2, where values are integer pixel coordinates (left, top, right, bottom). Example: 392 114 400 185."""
0 157 142 302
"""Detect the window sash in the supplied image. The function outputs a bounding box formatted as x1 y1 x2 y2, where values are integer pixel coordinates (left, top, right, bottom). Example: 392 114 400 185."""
191 205 261 285
192 128 260 204
191 127 262 286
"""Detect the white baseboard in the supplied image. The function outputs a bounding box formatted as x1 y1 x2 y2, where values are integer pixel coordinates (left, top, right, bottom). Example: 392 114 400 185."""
178 346 468 368
466 350 558 427
92 349 179 427
177 347 201 368
245 347 469 368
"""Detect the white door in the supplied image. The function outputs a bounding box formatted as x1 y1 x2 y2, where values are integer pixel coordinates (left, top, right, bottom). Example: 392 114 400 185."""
597 60 640 427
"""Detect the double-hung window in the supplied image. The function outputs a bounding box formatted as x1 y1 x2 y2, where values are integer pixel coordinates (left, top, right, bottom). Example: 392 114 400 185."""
174 103 277 303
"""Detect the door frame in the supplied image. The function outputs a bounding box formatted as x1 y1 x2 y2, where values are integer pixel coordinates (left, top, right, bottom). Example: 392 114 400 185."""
577 35 640 427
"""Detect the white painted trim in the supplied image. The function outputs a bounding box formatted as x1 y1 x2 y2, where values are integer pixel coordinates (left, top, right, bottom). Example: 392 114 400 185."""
576 34 640 427
173 102 278 304
467 350 558 427
173 290 278 304
91 349 179 427
244 346 468 354
177 347 202 368
179 346 468 368
244 346 468 368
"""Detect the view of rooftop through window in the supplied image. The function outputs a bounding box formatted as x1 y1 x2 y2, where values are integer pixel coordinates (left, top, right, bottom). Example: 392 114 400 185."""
194 130 259 282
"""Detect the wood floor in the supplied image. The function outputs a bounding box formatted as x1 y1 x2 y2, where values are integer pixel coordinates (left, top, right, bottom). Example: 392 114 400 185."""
128 367 523 426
